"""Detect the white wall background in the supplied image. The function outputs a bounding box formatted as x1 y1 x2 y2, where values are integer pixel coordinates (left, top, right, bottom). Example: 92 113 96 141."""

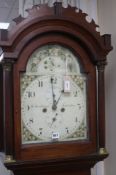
0 0 18 23
19 0 98 22
98 0 116 175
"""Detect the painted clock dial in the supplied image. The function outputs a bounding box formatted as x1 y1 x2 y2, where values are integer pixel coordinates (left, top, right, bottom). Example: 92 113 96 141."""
20 45 88 144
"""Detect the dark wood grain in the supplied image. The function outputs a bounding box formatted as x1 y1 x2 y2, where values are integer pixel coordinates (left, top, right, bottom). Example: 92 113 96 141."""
2 63 14 156
6 154 108 175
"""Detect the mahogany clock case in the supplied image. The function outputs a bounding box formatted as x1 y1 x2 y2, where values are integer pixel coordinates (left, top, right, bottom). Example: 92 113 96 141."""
0 3 112 175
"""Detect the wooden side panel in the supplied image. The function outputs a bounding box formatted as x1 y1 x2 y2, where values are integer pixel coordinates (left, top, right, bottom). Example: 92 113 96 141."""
2 63 14 156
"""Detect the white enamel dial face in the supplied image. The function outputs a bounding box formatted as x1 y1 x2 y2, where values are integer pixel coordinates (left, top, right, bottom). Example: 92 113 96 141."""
20 45 88 144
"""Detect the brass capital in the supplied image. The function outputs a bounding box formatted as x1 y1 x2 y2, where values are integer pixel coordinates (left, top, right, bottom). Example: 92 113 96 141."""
99 148 108 155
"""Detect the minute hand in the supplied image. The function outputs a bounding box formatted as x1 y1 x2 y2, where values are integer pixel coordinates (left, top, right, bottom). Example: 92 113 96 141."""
55 90 63 106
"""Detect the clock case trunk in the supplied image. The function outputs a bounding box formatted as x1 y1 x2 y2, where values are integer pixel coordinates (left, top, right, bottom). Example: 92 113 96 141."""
0 3 112 175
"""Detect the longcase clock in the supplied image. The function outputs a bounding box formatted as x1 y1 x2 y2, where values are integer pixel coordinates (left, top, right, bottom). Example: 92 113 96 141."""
0 3 113 175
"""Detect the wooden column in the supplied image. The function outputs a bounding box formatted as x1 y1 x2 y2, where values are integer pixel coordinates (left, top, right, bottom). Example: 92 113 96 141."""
97 60 107 150
2 62 14 160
